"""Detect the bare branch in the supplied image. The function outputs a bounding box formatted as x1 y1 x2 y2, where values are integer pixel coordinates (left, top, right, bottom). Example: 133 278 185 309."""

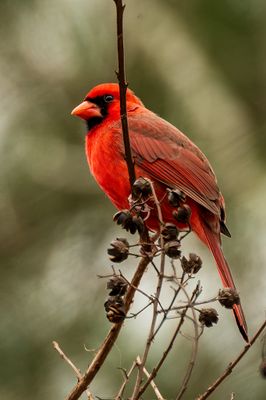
131 182 166 399
65 254 150 400
137 307 189 399
152 271 186 339
136 285 199 400
127 300 154 319
136 356 165 400
113 0 136 186
53 341 94 400
175 283 202 400
115 360 137 400
119 271 155 302
53 341 82 380
115 356 166 400
196 319 266 400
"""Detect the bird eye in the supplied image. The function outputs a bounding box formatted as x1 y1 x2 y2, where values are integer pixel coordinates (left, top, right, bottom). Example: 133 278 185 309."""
104 94 114 103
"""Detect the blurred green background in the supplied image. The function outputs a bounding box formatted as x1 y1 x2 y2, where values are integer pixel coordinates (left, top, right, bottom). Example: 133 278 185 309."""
1 0 265 399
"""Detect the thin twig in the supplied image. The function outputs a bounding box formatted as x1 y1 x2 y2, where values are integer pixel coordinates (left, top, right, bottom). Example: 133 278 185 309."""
119 272 154 302
152 271 186 339
114 0 136 187
175 283 202 400
131 182 165 399
136 356 165 400
196 319 266 400
65 255 150 400
149 258 161 275
162 296 218 312
147 178 164 229
127 301 154 319
136 285 199 400
115 360 137 400
53 341 82 379
119 271 165 315
53 341 94 400
137 306 189 399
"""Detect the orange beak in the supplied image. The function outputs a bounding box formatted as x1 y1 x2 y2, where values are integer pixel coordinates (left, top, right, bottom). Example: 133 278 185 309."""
71 101 102 120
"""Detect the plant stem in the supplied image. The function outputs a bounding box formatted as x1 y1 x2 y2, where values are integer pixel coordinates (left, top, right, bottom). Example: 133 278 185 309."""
114 0 136 187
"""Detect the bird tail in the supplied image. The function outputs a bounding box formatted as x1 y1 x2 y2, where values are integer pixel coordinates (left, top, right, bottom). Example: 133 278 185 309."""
202 225 248 342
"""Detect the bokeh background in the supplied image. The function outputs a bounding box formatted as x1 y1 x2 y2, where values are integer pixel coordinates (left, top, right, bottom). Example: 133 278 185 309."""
1 0 266 399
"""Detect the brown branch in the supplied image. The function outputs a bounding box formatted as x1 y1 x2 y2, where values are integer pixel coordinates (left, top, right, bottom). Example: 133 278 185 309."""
114 0 136 187
175 326 201 400
131 251 165 398
175 284 202 400
136 283 200 400
119 271 165 314
115 360 137 400
164 296 218 312
137 307 189 399
196 319 266 400
115 356 165 400
152 271 186 339
53 341 83 379
131 182 165 399
64 254 150 400
136 356 165 400
127 300 154 319
53 341 94 400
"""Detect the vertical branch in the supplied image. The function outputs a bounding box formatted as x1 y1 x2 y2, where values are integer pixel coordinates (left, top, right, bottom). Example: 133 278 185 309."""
131 181 165 399
115 360 137 400
175 286 202 400
114 0 136 187
136 306 190 399
135 282 202 400
136 357 165 400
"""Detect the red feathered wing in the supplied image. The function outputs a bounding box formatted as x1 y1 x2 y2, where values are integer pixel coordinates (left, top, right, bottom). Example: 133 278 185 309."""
128 111 221 215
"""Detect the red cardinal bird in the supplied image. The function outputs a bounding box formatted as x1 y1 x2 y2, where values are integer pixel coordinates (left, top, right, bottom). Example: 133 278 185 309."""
72 83 248 341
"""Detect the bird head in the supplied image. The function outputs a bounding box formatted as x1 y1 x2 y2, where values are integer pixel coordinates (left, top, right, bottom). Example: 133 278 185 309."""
71 83 143 130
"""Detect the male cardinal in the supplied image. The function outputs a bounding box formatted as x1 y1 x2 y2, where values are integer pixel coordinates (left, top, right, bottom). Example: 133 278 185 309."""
72 83 248 341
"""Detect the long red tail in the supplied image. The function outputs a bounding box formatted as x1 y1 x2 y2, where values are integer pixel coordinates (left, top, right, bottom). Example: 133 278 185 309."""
201 225 248 342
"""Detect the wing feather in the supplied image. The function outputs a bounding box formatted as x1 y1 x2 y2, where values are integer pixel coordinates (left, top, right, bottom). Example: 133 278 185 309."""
119 110 221 216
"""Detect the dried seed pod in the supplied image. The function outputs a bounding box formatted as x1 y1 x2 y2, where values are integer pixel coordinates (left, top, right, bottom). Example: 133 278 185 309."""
199 308 219 327
107 276 128 296
161 223 179 242
113 210 144 234
107 238 129 263
113 209 131 224
104 296 126 323
173 204 191 224
181 253 202 274
218 288 240 309
132 215 145 234
132 177 152 200
164 240 181 259
167 188 186 207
